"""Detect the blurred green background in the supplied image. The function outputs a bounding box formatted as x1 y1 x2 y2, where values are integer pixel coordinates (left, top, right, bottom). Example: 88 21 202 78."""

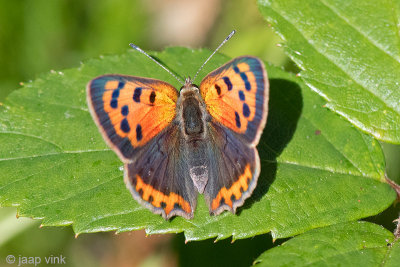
0 0 399 266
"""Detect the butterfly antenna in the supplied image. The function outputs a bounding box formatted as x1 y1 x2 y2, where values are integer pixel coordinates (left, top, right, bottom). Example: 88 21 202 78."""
129 43 184 85
192 30 236 83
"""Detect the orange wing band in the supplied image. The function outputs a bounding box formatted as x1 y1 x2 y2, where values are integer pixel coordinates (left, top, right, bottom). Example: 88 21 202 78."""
135 175 192 215
211 164 253 211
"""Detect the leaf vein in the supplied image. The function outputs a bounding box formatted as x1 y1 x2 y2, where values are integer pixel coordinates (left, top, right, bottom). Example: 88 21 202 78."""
29 175 121 211
0 149 110 162
320 0 400 63
0 131 63 151
270 3 400 117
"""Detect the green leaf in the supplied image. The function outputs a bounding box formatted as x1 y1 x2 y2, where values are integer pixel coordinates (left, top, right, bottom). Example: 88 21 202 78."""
0 47 395 241
258 0 400 144
254 221 400 266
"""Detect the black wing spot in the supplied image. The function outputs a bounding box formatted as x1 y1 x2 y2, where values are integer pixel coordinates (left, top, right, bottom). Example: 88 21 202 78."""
239 72 251 91
133 87 142 102
243 103 250 118
149 91 156 104
121 105 129 116
110 99 118 109
138 188 144 197
110 89 120 108
215 84 221 95
112 89 120 98
120 118 131 133
235 112 241 128
239 90 245 101
117 81 125 89
136 124 143 141
247 177 251 184
160 201 167 208
222 77 233 91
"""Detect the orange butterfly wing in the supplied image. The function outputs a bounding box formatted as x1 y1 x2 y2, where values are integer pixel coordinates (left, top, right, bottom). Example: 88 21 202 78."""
87 75 178 162
199 56 269 215
199 56 269 146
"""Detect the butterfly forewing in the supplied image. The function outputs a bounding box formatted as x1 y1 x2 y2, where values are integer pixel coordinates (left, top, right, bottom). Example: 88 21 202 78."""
87 75 178 162
199 56 269 146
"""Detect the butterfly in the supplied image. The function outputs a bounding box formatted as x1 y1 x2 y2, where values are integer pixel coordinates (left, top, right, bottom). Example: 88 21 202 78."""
87 32 269 219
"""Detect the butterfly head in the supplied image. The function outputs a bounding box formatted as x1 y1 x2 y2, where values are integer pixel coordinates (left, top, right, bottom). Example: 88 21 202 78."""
180 76 199 94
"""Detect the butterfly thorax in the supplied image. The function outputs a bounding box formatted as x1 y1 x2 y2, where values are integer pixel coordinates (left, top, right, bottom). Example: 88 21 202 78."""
177 82 209 141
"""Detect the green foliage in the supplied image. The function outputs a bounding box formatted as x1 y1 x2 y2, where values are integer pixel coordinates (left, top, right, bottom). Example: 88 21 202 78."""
253 0 400 264
258 0 400 144
0 48 394 242
254 221 400 266
0 0 398 265
0 0 148 101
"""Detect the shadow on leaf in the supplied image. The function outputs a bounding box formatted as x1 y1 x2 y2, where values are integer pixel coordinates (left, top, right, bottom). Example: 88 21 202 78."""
239 78 303 210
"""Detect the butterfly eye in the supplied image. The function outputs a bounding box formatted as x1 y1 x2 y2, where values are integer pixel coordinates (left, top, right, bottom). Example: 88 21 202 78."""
191 84 200 92
179 84 199 94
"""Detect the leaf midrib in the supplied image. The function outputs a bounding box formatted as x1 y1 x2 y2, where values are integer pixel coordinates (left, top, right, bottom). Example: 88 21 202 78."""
0 148 110 162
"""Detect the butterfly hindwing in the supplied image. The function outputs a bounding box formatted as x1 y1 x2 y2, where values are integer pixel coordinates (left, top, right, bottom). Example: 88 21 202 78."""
87 75 178 162
199 56 269 146
204 121 259 215
124 124 197 219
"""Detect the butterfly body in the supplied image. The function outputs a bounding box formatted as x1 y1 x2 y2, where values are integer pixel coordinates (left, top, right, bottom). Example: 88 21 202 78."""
87 56 269 220
176 81 211 192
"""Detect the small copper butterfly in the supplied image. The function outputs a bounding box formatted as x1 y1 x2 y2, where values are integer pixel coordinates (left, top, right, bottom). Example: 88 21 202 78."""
87 31 269 219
